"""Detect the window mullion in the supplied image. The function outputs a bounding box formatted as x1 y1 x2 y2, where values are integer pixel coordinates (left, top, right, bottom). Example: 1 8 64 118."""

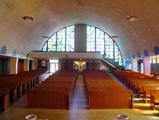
56 33 57 51
104 33 106 56
46 42 48 51
65 28 67 52
95 27 96 52
113 42 115 60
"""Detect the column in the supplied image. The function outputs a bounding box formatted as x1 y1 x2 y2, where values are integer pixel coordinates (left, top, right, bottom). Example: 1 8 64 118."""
24 59 29 71
143 57 151 75
132 58 138 72
32 60 37 70
75 24 87 52
10 57 18 74
46 60 50 72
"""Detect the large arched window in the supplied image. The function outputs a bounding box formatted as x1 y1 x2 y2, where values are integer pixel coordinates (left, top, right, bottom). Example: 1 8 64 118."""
87 25 123 66
41 24 123 66
42 25 75 52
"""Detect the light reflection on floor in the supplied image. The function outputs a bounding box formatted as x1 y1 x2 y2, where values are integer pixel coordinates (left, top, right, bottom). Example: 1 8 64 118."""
0 108 159 120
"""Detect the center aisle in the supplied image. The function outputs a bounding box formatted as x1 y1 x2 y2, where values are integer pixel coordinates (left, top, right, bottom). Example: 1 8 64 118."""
70 73 88 109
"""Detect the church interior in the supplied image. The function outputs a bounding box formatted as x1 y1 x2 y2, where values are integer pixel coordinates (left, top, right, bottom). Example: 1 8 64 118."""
0 0 159 120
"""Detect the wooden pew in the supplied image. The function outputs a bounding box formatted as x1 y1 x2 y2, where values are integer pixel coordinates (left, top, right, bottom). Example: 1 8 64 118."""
88 89 132 109
85 70 132 109
0 69 46 112
25 70 76 109
0 88 9 112
26 89 70 109
150 89 159 110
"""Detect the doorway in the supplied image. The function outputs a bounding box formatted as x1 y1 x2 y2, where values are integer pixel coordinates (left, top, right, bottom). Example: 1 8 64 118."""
50 59 59 73
138 59 144 73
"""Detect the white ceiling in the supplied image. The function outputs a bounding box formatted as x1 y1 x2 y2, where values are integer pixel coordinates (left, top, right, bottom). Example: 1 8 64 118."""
0 0 159 59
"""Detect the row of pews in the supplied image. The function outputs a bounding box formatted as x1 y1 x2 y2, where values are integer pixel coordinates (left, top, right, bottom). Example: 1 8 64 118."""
25 70 76 109
114 70 159 110
84 70 132 109
0 69 46 112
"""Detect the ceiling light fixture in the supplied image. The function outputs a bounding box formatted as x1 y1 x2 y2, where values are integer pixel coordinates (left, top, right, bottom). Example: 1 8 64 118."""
22 16 34 21
42 36 50 39
110 35 119 39
126 16 138 22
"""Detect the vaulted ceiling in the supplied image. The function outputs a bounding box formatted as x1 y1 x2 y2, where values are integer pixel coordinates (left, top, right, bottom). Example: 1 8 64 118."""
0 0 159 59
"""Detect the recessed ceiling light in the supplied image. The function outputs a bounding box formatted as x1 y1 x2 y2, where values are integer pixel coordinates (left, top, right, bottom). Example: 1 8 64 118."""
22 16 34 21
126 16 138 22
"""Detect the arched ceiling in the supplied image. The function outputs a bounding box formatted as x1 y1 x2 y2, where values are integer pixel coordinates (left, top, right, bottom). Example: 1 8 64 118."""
0 0 159 59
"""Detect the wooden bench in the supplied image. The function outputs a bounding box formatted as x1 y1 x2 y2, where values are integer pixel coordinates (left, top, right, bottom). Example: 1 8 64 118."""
85 70 132 109
25 70 76 109
150 89 159 110
26 89 70 109
0 69 46 112
88 89 132 109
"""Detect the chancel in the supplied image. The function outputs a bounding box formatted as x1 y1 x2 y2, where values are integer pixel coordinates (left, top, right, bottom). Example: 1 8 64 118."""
0 0 159 120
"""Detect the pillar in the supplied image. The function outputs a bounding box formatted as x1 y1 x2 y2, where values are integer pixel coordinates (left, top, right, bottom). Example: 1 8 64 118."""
143 57 151 75
58 60 62 70
132 58 138 72
46 60 50 72
32 60 37 70
10 57 18 74
24 59 29 71
75 24 87 52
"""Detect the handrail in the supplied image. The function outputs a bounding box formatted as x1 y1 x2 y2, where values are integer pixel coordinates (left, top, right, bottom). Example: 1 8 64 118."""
102 58 117 70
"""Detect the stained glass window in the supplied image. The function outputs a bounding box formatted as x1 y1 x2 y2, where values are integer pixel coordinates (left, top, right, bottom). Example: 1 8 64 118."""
57 29 65 51
66 26 75 51
87 26 95 51
48 34 56 51
87 25 123 66
42 44 47 51
42 25 123 66
96 29 104 54
42 25 75 52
